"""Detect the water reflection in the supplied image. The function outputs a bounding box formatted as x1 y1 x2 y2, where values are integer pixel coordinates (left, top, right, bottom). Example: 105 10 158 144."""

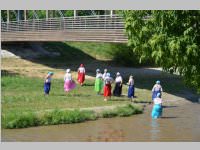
150 119 160 141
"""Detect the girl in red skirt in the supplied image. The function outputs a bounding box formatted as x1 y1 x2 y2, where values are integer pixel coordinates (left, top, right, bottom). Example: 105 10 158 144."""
77 64 85 86
103 73 113 101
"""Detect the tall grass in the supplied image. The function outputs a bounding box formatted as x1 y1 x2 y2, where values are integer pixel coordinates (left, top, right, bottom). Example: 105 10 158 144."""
2 104 143 129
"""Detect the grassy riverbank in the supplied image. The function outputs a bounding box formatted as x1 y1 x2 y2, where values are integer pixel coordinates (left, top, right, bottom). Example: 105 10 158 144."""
2 103 143 129
2 41 197 129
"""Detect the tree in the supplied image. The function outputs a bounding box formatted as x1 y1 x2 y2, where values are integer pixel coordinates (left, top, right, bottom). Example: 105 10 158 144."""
123 10 200 93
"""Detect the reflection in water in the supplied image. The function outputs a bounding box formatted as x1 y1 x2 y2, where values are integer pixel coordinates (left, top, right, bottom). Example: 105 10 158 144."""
150 119 160 141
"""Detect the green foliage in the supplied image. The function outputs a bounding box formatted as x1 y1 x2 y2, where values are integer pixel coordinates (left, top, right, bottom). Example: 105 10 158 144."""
123 10 200 93
102 104 143 118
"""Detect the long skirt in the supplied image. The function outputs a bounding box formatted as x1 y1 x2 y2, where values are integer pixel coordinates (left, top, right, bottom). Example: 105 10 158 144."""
152 90 161 100
128 85 134 98
44 82 51 94
77 72 85 84
64 80 76 92
113 82 122 96
151 104 163 119
104 84 112 97
95 78 103 93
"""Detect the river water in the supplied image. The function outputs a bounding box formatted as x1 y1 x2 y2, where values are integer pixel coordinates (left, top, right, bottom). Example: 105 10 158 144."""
2 103 200 142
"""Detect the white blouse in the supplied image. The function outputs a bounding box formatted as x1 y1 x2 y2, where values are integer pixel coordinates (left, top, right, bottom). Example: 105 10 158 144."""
128 78 134 85
96 73 103 79
115 76 122 83
78 67 85 73
152 84 163 92
64 73 72 81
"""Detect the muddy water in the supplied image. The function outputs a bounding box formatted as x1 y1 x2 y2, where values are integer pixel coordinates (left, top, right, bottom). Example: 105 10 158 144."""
2 103 200 142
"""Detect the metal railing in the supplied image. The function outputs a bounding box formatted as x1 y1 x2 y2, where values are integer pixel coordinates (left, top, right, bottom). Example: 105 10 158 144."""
1 15 128 43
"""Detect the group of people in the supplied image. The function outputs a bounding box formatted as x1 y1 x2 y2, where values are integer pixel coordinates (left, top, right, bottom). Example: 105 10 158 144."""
44 65 135 101
44 64 164 119
94 68 135 101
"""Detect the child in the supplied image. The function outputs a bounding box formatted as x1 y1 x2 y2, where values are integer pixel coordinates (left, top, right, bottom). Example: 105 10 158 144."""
94 69 103 95
127 75 134 101
151 93 163 119
103 73 113 101
44 72 54 95
113 72 123 97
77 64 85 86
64 69 76 93
152 80 163 101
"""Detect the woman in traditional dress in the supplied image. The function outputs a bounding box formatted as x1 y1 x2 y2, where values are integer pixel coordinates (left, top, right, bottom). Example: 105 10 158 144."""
152 80 163 101
127 75 135 100
94 69 103 95
102 68 108 85
44 72 54 95
113 72 123 97
151 93 163 119
103 73 113 101
77 64 85 86
64 69 76 93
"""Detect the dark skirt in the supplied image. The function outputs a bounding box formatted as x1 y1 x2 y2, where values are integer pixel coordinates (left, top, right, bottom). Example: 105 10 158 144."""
44 82 51 94
152 90 161 100
128 85 134 98
113 82 122 96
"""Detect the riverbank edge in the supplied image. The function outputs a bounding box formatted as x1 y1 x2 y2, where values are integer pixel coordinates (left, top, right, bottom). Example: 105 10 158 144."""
2 103 144 129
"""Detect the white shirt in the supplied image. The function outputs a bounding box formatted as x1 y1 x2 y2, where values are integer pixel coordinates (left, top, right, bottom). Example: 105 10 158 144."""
115 76 122 83
45 77 51 83
154 97 162 105
105 76 113 84
152 84 163 92
102 72 107 80
78 67 85 73
128 78 134 85
64 73 72 81
96 73 103 79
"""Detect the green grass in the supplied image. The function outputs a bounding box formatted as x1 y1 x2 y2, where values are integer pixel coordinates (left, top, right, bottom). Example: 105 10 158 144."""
2 104 143 129
2 75 132 115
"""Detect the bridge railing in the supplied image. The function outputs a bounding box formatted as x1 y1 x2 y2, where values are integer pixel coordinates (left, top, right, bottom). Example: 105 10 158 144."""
1 15 125 32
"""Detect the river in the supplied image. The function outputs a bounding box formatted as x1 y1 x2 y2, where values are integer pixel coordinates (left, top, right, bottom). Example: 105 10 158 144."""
2 102 200 142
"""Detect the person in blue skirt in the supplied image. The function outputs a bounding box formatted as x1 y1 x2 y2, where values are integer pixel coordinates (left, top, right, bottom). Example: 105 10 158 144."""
152 80 163 101
151 93 163 119
44 72 54 95
127 75 134 101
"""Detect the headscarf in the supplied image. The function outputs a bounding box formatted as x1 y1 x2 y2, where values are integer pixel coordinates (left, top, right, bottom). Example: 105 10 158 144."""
156 80 160 84
66 69 70 73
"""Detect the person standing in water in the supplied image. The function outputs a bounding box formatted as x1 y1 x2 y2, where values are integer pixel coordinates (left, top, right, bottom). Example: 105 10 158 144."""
151 93 163 119
64 69 76 94
77 64 85 86
44 72 54 96
94 69 103 95
127 75 135 101
113 72 123 97
152 80 163 101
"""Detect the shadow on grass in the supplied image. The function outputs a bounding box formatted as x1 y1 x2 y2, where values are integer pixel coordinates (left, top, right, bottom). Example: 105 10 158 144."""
1 70 20 77
2 42 199 103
